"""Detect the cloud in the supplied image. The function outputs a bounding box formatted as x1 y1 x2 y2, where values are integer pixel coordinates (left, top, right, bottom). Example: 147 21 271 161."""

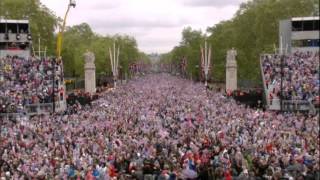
40 0 245 53
181 0 244 7
90 17 191 29
87 2 120 10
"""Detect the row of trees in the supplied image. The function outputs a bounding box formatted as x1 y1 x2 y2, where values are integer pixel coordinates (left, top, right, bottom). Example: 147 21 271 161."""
1 0 149 78
160 0 317 86
62 23 149 78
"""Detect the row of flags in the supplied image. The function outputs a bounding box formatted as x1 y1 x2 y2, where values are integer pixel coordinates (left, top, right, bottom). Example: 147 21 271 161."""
129 62 151 73
178 44 212 81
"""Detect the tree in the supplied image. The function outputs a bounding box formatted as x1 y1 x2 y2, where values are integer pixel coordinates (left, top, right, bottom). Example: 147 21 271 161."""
160 27 205 80
162 0 316 86
62 24 147 78
0 0 58 55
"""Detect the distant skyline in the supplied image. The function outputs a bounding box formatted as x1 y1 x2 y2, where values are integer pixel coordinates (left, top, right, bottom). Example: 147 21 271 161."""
40 0 247 54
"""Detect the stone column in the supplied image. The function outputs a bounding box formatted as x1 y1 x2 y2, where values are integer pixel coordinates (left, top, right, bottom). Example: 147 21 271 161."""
226 48 237 91
84 51 96 94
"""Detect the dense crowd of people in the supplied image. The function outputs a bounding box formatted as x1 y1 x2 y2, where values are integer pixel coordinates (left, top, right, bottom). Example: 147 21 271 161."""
229 89 264 109
66 90 99 115
1 74 319 179
262 51 319 102
0 56 64 113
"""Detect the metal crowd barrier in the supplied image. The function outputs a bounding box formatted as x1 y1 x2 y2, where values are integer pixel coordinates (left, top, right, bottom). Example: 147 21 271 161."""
25 103 53 115
0 113 28 121
24 101 66 115
281 100 310 111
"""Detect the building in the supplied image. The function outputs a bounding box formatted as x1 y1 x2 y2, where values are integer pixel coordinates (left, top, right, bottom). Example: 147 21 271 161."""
279 16 319 53
0 19 32 58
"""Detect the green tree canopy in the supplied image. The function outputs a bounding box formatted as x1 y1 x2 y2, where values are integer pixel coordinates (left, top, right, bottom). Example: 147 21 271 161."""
1 1 149 78
0 0 58 55
62 23 148 78
161 0 316 86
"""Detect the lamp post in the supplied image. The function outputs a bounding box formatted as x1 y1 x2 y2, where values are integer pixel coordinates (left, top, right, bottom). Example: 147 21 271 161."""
279 37 285 112
280 54 284 112
53 0 75 113
52 58 56 113
56 0 76 60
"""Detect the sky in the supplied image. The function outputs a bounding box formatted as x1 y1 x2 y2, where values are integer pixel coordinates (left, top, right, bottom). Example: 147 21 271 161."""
40 0 246 54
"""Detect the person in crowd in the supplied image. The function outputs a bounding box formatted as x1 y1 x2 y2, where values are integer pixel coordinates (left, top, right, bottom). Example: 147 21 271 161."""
1 73 319 179
0 55 64 113
262 51 319 103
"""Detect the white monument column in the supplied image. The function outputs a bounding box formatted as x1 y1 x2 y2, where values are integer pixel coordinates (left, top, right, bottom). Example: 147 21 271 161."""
84 51 96 94
226 48 237 91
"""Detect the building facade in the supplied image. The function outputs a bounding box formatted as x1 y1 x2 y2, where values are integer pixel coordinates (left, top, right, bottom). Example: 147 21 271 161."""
279 16 319 53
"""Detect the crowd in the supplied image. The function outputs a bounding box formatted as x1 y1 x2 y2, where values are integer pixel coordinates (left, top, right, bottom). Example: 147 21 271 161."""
261 51 319 102
66 90 99 115
229 89 264 109
1 74 319 179
0 56 64 113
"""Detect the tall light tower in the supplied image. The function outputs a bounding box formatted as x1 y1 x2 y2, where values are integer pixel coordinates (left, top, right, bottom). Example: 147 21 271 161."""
53 0 76 113
56 0 76 60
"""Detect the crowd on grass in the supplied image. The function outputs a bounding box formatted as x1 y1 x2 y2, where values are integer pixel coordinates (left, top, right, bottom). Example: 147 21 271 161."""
1 74 319 179
261 51 319 103
0 56 64 114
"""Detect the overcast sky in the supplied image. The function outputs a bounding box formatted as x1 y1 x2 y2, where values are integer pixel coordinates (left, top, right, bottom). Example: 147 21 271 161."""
40 0 246 54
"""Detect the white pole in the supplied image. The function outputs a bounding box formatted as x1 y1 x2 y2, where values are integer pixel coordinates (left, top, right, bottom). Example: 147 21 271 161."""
209 45 212 68
113 42 116 74
109 47 115 87
113 42 117 88
280 36 283 55
109 48 113 76
204 40 211 87
38 35 41 58
116 45 120 80
32 46 35 57
200 45 204 74
205 41 207 87
44 46 47 59
113 47 116 77
109 42 120 88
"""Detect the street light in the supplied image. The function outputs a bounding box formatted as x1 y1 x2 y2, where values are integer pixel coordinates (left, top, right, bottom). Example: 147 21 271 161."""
53 0 76 113
70 0 76 8
56 0 76 60
52 58 56 113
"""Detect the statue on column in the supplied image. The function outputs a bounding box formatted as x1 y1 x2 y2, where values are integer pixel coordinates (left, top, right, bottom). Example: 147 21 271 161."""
227 48 237 62
84 50 95 65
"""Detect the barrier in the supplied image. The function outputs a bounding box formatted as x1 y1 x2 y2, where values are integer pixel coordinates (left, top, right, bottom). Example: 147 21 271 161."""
25 103 53 115
0 113 28 121
281 100 310 112
25 101 66 115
